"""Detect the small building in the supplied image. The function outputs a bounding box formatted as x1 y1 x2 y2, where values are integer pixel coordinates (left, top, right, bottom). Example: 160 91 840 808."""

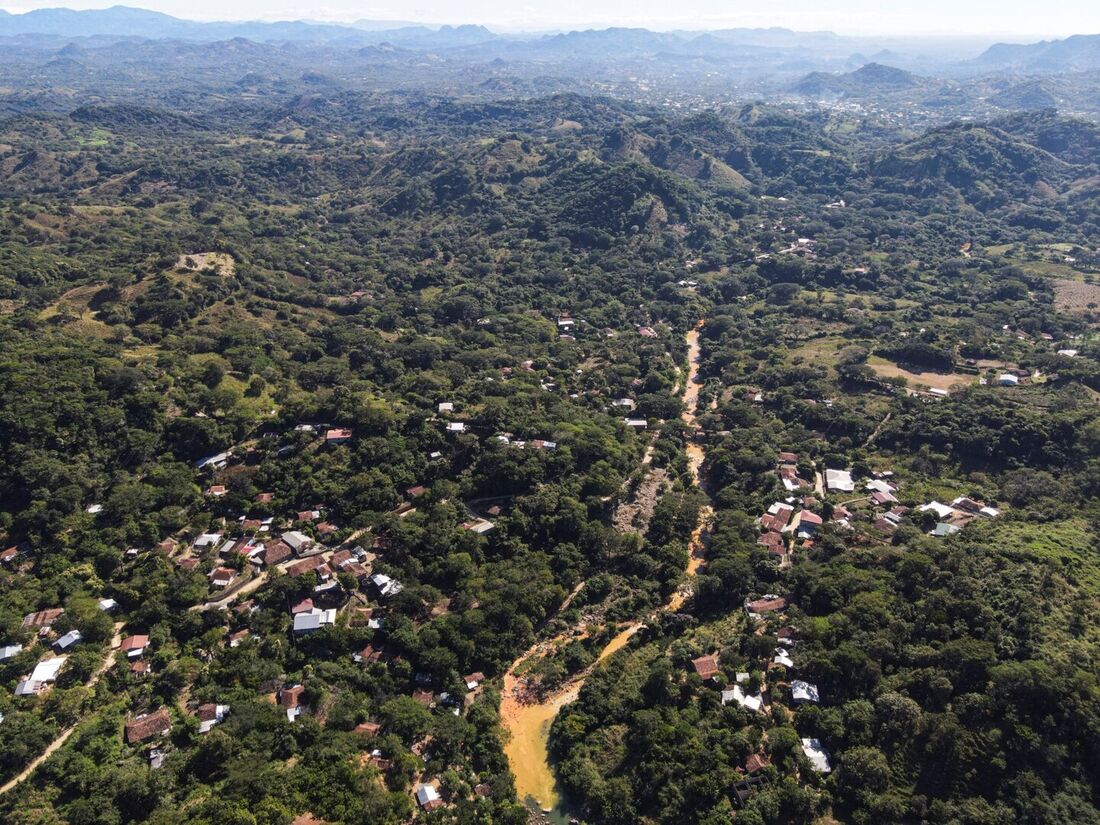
209 567 237 589
446 422 467 433
279 684 305 721
98 598 119 613
462 519 495 535
416 783 443 811
120 634 150 659
623 418 648 429
791 680 820 704
998 373 1019 387
0 644 23 661
125 709 172 745
722 684 764 713
293 608 337 635
800 738 832 773
691 655 719 680
53 630 83 652
325 428 353 445
264 540 294 567
281 531 314 556
15 657 65 696
931 522 961 537
465 672 486 691
22 608 64 631
197 703 230 734
825 469 855 493
438 402 455 413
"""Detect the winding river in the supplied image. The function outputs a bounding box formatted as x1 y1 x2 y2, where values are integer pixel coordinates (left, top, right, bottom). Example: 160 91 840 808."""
501 322 712 818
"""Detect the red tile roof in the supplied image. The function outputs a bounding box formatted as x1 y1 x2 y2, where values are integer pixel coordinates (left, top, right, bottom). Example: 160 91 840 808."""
125 709 171 744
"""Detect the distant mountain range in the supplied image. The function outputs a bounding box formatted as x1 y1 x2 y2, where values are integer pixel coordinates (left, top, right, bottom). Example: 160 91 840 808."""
0 6 1096 77
975 34 1100 71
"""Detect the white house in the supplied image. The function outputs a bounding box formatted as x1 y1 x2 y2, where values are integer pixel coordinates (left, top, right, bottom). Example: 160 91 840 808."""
825 469 855 493
998 373 1019 386
15 657 65 696
791 680 820 704
801 738 832 773
721 684 764 713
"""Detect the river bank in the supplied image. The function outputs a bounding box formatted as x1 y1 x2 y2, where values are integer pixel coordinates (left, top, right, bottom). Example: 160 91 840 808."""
501 321 712 818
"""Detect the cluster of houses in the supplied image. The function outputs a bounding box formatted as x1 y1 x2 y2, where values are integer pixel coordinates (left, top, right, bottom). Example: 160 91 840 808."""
918 496 1000 537
686 596 830 808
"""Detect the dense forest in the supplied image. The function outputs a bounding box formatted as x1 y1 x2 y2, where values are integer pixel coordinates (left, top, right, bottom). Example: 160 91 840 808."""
0 39 1098 825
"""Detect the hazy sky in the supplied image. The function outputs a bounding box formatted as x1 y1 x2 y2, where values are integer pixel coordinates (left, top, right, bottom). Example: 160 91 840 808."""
1 0 1097 36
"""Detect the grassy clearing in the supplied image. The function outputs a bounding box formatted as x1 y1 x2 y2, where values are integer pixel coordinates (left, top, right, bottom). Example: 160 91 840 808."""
866 356 974 392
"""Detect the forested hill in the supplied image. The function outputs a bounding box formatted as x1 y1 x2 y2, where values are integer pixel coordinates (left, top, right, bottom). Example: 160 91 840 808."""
0 75 1099 825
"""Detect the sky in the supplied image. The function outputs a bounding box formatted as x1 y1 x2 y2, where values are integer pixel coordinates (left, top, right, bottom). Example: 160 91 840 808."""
1 0 1097 37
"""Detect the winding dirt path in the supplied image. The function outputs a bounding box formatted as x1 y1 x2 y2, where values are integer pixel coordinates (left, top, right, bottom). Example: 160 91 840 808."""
501 321 714 815
0 623 123 796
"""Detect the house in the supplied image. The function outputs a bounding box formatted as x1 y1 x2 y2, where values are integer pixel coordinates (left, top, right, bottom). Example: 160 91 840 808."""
722 684 764 713
998 373 1020 386
919 501 956 520
281 531 314 556
773 648 794 669
53 630 82 652
264 540 294 567
791 680 820 704
777 627 798 647
870 490 898 506
209 567 236 589
228 629 251 647
438 402 455 413
757 531 785 554
1 545 25 566
745 595 788 616
286 556 329 579
130 660 151 677
291 598 314 615
98 598 119 613
412 689 434 707
865 479 896 495
297 509 319 523
15 657 65 696
825 469 855 493
612 398 636 410
931 522 961 537
800 738 832 773
406 485 427 500
778 451 798 465
370 573 404 598
22 608 64 630
354 644 386 664
355 721 382 736
120 634 150 659
416 783 443 811
796 510 822 538
0 644 24 661
463 519 495 535
465 672 486 691
623 418 648 429
255 492 275 504
125 709 171 744
206 485 227 497
691 655 719 680
193 532 223 550
197 703 230 734
196 451 231 471
325 428 353 444
1057 349 1079 357
293 608 337 635
446 422 467 433
279 684 305 721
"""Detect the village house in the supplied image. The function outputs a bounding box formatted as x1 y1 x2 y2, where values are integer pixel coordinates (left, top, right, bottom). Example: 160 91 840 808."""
791 680 820 704
691 654 720 680
825 468 855 493
279 684 305 721
370 573 404 598
118 634 149 660
228 629 251 648
745 595 789 619
415 783 444 811
53 629 82 652
15 657 65 696
281 530 314 556
264 540 294 567
209 567 237 589
125 709 172 745
801 738 832 773
463 518 495 535
22 608 64 631
324 428 353 445
0 644 23 661
722 684 764 712
197 703 230 734
293 608 337 635
355 721 382 736
465 672 486 691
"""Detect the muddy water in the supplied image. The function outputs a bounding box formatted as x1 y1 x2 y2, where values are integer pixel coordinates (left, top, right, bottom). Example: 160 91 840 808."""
501 322 712 816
